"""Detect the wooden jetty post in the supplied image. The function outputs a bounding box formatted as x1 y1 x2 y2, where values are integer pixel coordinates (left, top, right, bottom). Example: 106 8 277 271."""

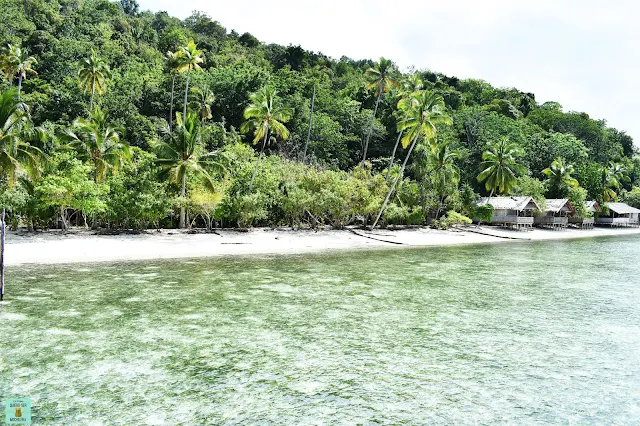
1 207 5 301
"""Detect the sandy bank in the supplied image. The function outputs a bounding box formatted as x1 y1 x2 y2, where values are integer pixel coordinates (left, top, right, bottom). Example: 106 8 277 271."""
3 226 640 266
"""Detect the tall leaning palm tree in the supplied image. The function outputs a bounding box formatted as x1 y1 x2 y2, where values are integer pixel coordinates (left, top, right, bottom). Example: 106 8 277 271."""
361 57 397 164
241 86 292 192
4 45 37 100
477 138 526 198
155 111 220 229
0 89 41 186
62 107 130 183
177 40 204 120
542 158 578 198
372 91 451 229
78 49 111 111
165 50 184 132
386 74 424 181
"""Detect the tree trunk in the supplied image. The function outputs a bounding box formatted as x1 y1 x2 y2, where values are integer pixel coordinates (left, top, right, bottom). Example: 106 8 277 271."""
169 74 176 132
436 195 445 220
60 206 68 231
179 172 187 228
303 85 315 163
361 88 383 164
249 131 269 192
1 207 5 301
371 134 420 230
17 75 23 100
183 69 191 119
386 127 405 182
90 79 95 111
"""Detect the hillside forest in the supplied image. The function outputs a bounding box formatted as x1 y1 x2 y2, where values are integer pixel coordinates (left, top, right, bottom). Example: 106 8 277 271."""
1 0 640 231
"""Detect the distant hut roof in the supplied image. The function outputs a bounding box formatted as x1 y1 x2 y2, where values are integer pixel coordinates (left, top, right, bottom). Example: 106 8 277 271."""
605 202 640 214
477 196 540 211
545 199 573 213
583 200 601 213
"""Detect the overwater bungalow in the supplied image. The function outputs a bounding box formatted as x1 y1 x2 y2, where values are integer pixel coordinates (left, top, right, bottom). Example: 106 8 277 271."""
476 196 540 230
569 201 600 229
535 199 573 230
597 202 640 227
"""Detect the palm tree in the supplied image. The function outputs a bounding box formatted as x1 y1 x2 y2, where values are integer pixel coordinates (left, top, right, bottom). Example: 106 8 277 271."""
240 86 292 192
0 45 18 86
3 45 37 99
424 141 461 218
542 158 578 198
601 162 627 201
0 89 41 186
362 57 397 164
62 107 130 183
155 111 220 228
188 86 216 121
165 50 184 132
477 138 526 198
386 74 423 181
62 108 126 232
372 91 451 229
177 40 204 120
78 49 111 111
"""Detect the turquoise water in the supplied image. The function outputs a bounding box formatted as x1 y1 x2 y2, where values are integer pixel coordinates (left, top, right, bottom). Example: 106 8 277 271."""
1 237 640 424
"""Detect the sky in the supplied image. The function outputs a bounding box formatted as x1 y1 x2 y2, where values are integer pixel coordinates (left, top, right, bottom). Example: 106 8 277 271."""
138 0 639 144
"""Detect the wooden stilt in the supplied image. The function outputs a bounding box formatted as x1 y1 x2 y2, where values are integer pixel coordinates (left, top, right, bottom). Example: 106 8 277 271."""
1 207 5 301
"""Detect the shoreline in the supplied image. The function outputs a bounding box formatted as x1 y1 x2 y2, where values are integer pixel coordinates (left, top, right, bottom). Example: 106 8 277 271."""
3 225 640 266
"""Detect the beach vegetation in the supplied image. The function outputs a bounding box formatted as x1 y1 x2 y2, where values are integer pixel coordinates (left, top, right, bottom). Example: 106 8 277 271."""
0 2 637 231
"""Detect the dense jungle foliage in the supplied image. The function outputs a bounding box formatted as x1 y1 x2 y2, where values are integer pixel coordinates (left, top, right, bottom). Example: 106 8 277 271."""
1 0 639 230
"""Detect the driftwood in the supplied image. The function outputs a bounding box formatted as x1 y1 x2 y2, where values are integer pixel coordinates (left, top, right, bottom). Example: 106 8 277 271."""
348 229 404 245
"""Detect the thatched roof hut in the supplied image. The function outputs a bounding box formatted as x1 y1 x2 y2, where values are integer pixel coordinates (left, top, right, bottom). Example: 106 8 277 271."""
535 199 573 229
544 199 574 215
476 196 541 230
476 196 540 212
598 202 640 227
583 201 601 214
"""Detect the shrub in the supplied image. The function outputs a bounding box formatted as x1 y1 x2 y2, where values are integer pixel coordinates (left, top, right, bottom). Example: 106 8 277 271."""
105 149 174 229
431 210 472 229
235 193 268 228
474 204 494 224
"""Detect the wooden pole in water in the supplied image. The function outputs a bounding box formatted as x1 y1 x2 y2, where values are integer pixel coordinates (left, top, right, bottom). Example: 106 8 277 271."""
1 207 5 301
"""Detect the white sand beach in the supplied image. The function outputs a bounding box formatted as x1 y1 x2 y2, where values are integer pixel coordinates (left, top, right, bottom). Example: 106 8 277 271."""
3 225 640 266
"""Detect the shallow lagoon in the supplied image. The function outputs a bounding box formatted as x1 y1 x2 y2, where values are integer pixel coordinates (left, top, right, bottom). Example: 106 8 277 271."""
1 237 640 424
